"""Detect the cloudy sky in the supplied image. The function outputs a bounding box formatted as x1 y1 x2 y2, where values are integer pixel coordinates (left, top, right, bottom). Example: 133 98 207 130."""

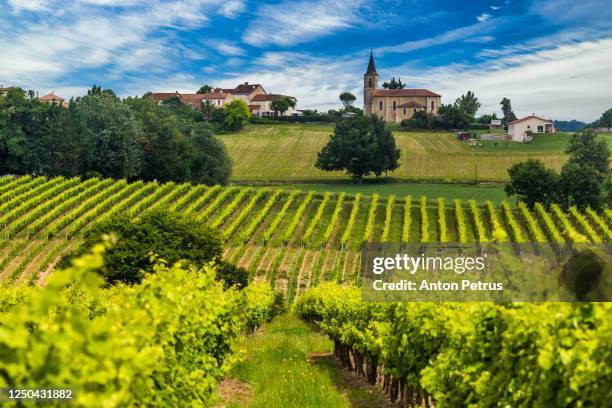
1 0 611 121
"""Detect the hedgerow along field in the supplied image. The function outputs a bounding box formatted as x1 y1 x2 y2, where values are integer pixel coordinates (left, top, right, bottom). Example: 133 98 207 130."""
219 124 608 182
1 175 610 304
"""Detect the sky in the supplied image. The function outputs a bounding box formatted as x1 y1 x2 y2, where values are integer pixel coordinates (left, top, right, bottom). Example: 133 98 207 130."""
1 0 611 122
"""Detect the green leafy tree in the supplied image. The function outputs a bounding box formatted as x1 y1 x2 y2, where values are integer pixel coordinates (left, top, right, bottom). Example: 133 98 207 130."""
201 99 216 119
558 163 605 210
59 209 247 287
315 115 400 180
477 113 498 124
196 84 213 94
565 128 610 181
87 84 117 98
223 99 252 130
500 97 517 125
75 94 141 179
593 108 612 127
382 77 406 89
269 97 296 117
454 91 481 117
505 159 559 207
339 92 356 108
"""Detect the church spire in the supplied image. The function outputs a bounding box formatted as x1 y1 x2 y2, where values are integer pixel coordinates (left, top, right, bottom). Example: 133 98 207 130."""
365 50 378 76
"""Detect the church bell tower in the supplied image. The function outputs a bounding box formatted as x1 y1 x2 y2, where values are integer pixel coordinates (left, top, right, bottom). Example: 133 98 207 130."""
363 51 378 116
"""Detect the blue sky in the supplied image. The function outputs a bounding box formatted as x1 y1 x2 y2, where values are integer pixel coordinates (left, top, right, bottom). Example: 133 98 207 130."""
1 0 611 121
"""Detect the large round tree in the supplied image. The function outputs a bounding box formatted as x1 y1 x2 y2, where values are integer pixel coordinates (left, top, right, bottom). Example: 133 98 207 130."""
315 115 400 180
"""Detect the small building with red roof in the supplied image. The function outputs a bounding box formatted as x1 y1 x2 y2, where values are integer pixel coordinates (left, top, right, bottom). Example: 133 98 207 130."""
508 115 555 142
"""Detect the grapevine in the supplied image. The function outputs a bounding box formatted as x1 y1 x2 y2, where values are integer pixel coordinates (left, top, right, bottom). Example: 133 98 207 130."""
340 193 361 247
361 194 379 243
381 195 395 243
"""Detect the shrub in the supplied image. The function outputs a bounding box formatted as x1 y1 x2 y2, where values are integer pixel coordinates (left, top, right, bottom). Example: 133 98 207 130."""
59 208 224 285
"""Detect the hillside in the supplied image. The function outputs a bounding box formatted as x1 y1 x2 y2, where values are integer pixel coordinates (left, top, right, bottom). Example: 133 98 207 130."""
1 176 609 303
219 123 582 182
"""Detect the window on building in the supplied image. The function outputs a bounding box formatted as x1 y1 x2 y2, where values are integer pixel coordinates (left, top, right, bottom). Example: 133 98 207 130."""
379 100 383 111
413 108 416 113
217 100 221 106
403 108 407 114
431 101 434 111
527 125 530 129
537 125 544 133
368 78 372 88
392 101 396 111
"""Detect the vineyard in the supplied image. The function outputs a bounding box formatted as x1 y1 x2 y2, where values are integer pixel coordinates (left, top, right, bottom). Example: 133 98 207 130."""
1 175 610 300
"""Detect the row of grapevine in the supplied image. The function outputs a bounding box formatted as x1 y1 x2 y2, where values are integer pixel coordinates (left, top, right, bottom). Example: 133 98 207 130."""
210 188 252 229
550 204 586 243
224 189 269 237
534 203 565 244
453 199 467 243
302 192 332 244
420 196 429 243
295 284 611 407
239 189 283 243
147 183 191 213
517 201 547 243
0 177 51 212
282 191 314 244
263 191 300 244
585 207 612 241
362 194 379 243
437 198 447 243
197 187 239 222
184 185 221 214
128 182 175 215
501 200 526 243
322 193 346 245
402 195 412 243
0 176 36 198
171 185 207 212
484 200 509 243
569 206 602 244
340 193 361 247
381 195 395 243
468 199 488 243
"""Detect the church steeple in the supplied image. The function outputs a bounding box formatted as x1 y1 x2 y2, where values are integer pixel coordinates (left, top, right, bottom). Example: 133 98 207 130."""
365 50 378 76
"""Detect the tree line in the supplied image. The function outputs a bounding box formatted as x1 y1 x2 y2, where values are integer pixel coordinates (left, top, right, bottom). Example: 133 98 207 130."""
0 86 232 184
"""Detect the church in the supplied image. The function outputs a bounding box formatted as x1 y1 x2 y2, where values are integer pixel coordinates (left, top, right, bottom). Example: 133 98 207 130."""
364 52 441 123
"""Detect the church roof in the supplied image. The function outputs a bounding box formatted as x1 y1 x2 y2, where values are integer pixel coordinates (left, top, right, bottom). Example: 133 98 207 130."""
373 89 441 97
365 51 378 76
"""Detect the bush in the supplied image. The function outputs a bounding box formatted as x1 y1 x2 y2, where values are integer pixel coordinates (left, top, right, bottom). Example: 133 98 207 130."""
59 208 226 285
467 123 489 130
216 260 249 289
0 244 245 406
223 100 252 131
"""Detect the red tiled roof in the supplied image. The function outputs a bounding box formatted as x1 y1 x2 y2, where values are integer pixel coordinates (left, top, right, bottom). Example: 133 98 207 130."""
180 94 206 107
39 92 65 102
373 89 441 97
232 83 262 94
509 115 553 125
251 93 296 102
200 91 227 99
248 104 261 110
151 92 179 102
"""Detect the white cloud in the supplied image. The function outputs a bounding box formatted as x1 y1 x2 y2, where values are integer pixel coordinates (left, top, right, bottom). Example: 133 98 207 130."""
476 13 492 22
243 0 362 47
401 39 612 121
490 6 500 10
7 0 49 11
206 40 245 57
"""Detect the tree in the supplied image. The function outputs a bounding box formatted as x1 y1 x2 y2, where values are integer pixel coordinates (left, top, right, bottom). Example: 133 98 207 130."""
201 99 216 119
58 209 247 287
477 113 498 124
269 97 296 117
87 84 117 98
454 91 481 117
339 92 356 108
558 163 605 210
593 108 612 128
565 128 609 181
75 94 141 179
438 104 471 129
505 159 559 207
196 85 213 94
223 99 251 130
382 77 406 89
315 115 400 180
500 98 517 125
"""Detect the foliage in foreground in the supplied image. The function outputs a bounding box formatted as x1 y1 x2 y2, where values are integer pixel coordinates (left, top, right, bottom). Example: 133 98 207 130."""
0 244 278 407
294 283 612 407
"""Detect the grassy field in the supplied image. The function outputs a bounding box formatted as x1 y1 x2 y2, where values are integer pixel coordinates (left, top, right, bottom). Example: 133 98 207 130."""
219 124 609 182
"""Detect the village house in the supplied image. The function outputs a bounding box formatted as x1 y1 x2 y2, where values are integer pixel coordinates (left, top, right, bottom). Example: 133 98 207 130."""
151 82 297 116
508 115 555 142
39 91 69 107
363 52 441 123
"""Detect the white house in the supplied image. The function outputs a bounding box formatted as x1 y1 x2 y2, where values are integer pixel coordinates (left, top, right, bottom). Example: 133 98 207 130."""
508 115 555 142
